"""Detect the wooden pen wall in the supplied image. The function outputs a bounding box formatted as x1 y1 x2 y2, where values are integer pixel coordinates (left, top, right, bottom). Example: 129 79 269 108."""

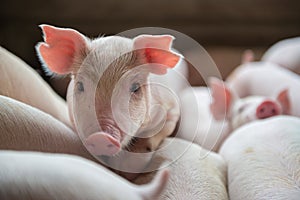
1 0 300 96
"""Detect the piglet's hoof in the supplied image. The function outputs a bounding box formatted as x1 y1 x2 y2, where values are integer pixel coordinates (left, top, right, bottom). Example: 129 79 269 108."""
85 132 121 156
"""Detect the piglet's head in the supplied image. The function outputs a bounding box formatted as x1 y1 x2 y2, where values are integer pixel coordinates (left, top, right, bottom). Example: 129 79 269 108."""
36 24 180 157
209 77 290 130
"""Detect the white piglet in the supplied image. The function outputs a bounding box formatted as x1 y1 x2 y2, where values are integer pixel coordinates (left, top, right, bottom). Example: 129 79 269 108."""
209 77 290 130
227 62 300 117
36 25 187 174
177 77 289 151
219 116 300 200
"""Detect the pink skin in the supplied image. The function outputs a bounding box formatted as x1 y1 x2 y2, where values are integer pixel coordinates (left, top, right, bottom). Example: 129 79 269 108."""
209 77 290 130
36 25 181 158
256 100 280 119
262 37 300 75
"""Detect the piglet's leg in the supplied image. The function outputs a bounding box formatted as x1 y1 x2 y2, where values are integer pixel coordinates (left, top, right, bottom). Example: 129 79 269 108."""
0 95 94 161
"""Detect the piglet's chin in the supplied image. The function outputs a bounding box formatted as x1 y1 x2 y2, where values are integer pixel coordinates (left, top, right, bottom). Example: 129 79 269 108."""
85 132 121 156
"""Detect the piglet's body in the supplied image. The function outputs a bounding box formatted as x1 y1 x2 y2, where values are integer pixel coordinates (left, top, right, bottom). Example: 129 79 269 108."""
134 138 228 200
219 116 300 200
177 86 230 152
227 62 300 117
0 151 169 200
0 46 71 127
0 95 93 160
262 37 300 75
36 25 186 161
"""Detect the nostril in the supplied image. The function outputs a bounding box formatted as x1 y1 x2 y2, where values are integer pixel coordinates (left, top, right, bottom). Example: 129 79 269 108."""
256 101 280 119
260 108 265 113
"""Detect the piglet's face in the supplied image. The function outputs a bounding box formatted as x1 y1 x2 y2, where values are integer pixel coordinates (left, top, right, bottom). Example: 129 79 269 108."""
36 25 180 157
230 95 288 129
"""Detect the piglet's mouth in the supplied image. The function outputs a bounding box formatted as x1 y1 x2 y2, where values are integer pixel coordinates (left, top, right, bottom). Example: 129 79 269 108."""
85 131 122 156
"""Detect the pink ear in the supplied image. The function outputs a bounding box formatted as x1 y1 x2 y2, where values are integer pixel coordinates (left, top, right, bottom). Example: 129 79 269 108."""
241 49 255 64
36 24 87 74
209 77 232 120
133 35 180 74
276 89 290 115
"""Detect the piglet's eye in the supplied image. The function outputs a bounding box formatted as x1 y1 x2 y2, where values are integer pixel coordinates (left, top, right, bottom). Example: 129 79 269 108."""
130 82 140 93
76 81 84 92
238 104 248 113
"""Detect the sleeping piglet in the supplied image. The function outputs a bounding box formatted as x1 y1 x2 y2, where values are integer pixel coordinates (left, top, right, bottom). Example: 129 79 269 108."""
36 25 183 166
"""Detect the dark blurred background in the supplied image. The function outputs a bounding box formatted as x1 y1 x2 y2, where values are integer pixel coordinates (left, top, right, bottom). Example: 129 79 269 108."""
1 0 300 97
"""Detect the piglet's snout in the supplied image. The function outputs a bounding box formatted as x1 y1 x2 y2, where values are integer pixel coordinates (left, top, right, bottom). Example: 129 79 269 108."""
256 101 280 119
85 131 121 156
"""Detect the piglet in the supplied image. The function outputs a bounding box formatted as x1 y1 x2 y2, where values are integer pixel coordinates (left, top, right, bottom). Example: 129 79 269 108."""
226 62 300 117
0 150 169 200
209 77 290 130
36 25 184 160
262 37 300 75
176 78 289 152
134 138 228 200
219 116 300 200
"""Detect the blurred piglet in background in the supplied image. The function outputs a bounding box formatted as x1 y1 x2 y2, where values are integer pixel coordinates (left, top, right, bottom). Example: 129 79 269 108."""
209 78 290 130
36 25 188 175
227 58 300 118
177 77 289 152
